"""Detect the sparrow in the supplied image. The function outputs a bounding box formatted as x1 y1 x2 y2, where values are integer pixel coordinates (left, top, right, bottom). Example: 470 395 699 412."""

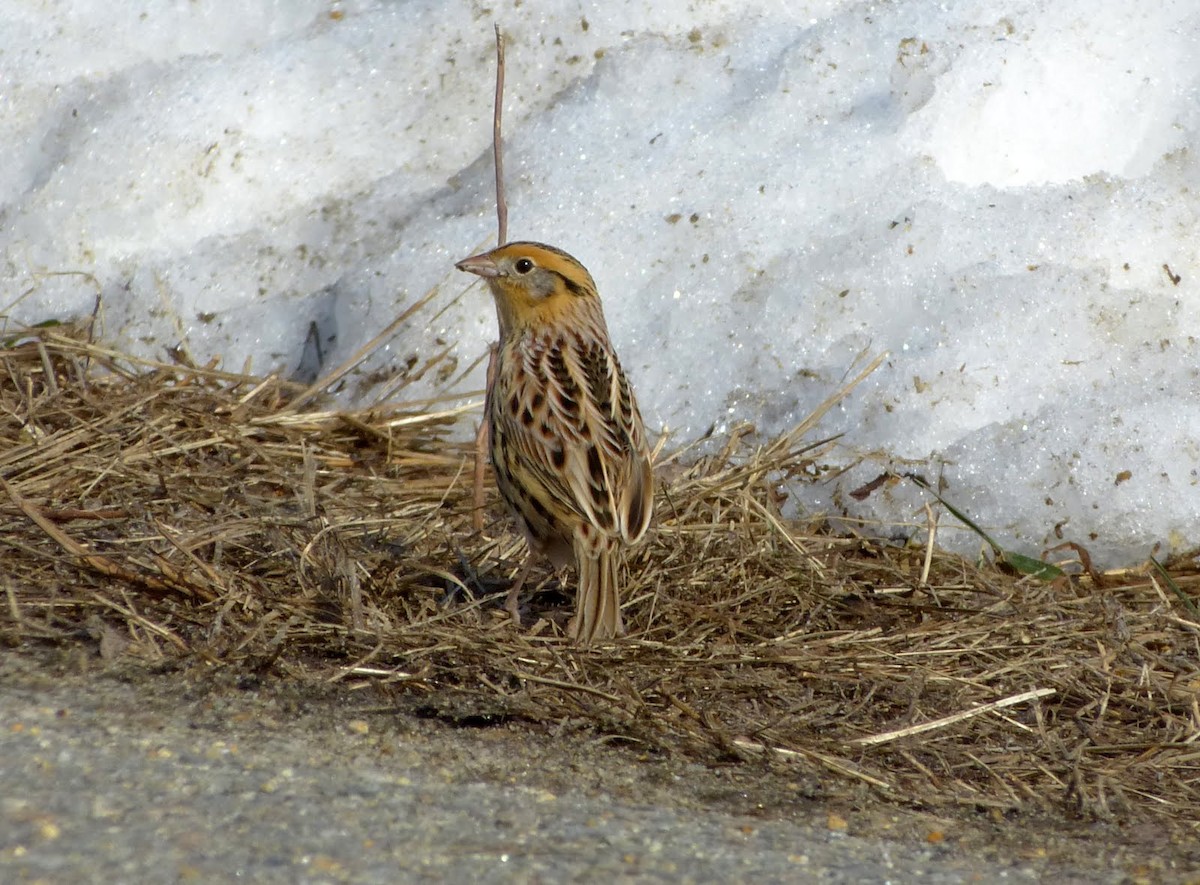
456 241 653 643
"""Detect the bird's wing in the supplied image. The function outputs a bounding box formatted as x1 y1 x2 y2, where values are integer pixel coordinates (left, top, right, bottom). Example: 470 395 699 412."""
496 329 652 546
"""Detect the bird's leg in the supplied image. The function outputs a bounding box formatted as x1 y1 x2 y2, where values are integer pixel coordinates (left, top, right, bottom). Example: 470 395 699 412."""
504 554 535 626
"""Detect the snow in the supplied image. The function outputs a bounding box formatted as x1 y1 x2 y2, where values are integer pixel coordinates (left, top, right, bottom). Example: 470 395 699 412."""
3 0 1198 567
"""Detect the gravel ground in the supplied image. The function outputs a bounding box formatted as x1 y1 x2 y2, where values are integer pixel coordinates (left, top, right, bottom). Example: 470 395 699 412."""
0 653 1185 884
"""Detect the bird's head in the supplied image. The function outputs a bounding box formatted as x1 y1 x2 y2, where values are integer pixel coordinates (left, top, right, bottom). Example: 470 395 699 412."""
456 241 600 334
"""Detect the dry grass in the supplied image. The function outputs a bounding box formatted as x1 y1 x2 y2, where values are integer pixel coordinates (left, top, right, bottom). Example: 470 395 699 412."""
2 321 1199 833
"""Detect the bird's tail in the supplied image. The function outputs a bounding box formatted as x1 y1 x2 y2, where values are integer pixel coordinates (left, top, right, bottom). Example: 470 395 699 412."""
572 543 623 644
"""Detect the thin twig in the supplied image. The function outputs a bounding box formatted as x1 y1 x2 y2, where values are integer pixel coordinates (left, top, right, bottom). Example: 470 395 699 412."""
851 688 1056 746
512 670 625 703
473 344 498 530
920 502 937 586
473 26 508 528
732 738 893 791
493 23 508 245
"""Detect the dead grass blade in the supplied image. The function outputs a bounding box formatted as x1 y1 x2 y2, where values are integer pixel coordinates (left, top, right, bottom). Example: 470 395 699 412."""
1 321 1198 837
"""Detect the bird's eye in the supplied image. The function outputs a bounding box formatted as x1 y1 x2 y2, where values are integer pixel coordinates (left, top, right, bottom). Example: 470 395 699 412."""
514 258 534 274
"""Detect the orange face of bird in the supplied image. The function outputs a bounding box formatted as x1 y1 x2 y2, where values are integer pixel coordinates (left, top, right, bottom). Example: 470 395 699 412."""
456 242 601 335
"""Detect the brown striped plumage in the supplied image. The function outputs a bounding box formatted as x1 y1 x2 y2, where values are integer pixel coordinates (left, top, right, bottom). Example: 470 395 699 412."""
456 241 653 643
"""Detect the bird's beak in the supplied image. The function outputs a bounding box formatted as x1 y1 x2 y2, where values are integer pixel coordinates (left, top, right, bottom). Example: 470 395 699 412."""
455 253 501 278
